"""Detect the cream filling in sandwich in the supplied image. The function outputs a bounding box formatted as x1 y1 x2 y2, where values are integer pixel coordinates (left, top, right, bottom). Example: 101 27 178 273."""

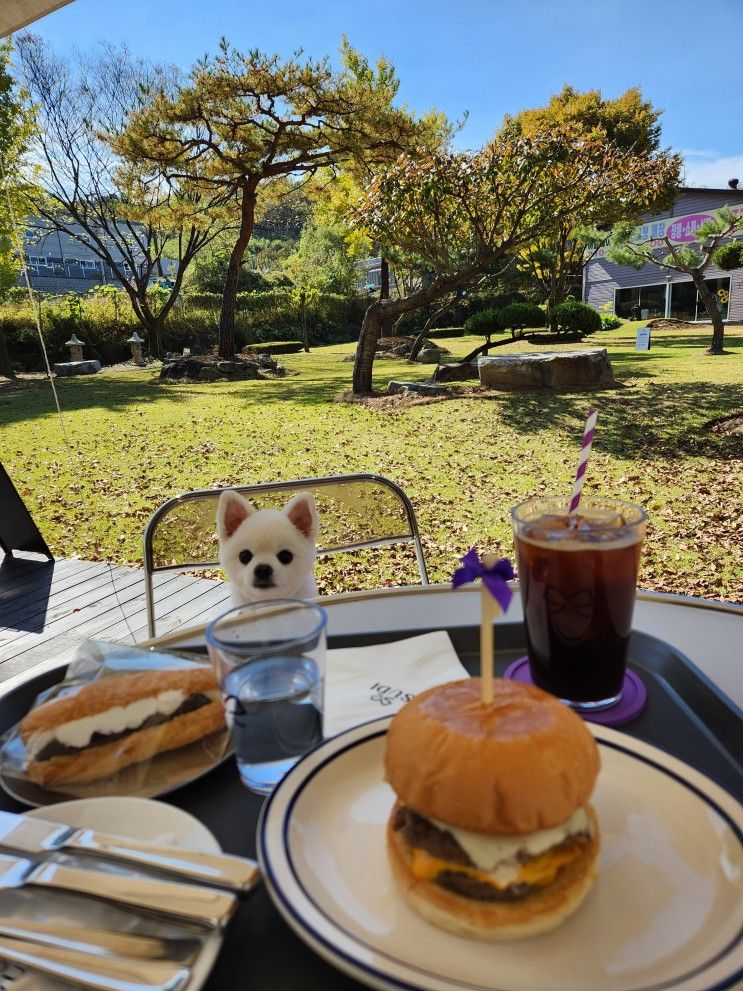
412 806 594 890
25 689 220 762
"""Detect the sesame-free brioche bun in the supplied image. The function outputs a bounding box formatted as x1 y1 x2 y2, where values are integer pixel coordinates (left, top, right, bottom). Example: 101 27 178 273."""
384 678 600 835
386 806 600 940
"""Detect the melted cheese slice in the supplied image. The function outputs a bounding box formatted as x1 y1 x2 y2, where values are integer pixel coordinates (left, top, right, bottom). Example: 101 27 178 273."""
410 836 586 892
430 806 591 870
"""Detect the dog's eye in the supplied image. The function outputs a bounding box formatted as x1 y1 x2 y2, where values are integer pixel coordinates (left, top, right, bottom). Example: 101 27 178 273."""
238 550 253 565
277 550 294 565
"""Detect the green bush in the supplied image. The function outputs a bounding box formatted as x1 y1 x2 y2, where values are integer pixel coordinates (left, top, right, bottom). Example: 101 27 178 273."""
1 286 30 305
243 341 303 355
424 326 465 339
1 286 368 369
713 241 743 271
551 300 602 335
600 312 622 330
179 291 222 309
463 308 503 337
498 302 546 334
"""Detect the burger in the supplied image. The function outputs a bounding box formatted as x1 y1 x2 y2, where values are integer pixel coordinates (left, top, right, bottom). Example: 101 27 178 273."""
384 678 600 939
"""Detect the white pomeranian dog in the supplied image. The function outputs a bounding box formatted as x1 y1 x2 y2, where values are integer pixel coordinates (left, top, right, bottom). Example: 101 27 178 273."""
216 489 319 604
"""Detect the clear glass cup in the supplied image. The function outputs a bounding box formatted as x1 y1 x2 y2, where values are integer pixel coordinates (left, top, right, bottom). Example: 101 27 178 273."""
511 496 647 710
206 599 327 794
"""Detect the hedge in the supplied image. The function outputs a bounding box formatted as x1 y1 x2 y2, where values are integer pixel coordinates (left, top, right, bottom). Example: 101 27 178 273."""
424 326 465 338
242 341 303 355
1 287 370 370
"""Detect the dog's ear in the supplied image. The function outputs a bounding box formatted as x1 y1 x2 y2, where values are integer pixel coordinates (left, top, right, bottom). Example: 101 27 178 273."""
284 491 319 541
216 490 256 540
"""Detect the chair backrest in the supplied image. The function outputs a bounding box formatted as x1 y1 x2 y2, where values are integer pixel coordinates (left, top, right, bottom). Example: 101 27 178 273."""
143 473 429 637
0 462 54 560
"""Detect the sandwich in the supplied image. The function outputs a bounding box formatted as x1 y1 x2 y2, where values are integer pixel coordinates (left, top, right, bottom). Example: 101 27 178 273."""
384 678 601 939
20 667 225 787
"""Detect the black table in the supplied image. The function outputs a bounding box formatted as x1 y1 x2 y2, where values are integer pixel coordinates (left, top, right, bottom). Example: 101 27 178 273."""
1 614 741 991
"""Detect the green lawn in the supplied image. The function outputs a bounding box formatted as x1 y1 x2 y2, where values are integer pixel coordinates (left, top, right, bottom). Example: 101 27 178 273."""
1 321 741 602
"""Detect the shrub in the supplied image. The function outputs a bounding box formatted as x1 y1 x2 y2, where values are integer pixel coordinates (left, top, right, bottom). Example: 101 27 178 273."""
1 286 368 368
600 312 622 330
424 326 465 339
463 308 503 337
498 302 546 336
551 300 602 335
242 341 303 355
713 241 743 271
179 291 222 309
1 286 30 305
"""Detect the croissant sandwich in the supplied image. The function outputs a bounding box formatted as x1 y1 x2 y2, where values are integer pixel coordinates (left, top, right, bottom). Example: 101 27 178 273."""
20 667 226 787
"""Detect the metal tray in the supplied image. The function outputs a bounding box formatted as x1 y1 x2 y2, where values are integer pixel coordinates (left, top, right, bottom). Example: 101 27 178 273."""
0 623 740 991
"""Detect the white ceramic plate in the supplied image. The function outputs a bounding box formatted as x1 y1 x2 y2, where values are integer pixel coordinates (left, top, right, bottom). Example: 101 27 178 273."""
258 718 743 991
0 797 223 991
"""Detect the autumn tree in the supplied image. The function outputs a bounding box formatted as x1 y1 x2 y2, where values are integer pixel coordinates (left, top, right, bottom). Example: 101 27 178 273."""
17 36 232 356
0 41 36 379
284 212 359 294
350 127 681 394
606 207 743 354
501 86 678 322
116 39 443 359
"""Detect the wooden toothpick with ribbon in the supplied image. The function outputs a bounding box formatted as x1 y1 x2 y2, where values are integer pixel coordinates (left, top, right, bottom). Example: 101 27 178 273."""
452 549 515 705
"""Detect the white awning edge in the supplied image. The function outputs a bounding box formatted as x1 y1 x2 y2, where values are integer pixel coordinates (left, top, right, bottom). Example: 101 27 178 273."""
1 0 75 37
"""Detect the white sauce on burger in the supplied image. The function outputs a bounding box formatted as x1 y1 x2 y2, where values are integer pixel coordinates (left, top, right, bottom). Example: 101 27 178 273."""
431 806 592 872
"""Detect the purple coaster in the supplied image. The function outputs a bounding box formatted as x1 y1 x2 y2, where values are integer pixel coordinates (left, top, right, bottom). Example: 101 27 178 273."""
503 657 647 727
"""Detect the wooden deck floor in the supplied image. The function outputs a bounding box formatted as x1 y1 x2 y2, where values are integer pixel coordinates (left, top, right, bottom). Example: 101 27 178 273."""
0 553 231 685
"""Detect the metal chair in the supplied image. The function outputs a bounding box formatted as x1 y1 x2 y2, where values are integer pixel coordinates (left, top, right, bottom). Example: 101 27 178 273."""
143 473 429 637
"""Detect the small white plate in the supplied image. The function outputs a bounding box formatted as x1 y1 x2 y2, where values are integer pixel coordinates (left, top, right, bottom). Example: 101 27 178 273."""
1 797 223 991
258 718 743 991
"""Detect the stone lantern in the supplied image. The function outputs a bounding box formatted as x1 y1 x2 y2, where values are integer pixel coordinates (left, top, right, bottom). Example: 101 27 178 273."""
127 330 146 366
65 333 85 362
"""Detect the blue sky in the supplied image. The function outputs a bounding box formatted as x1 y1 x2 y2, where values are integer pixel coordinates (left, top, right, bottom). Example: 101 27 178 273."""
28 0 743 187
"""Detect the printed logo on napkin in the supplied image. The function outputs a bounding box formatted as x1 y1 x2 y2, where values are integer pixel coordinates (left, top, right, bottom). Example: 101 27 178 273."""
323 631 468 738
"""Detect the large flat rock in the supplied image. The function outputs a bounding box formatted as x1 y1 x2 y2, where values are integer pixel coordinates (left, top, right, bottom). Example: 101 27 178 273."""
387 380 448 397
53 360 101 376
478 348 615 391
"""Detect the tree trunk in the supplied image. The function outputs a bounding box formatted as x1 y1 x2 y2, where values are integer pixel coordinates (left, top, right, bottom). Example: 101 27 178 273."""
300 291 309 352
352 301 387 395
148 314 165 360
409 300 454 361
219 183 257 359
692 272 725 354
0 328 15 379
352 260 488 395
379 258 394 338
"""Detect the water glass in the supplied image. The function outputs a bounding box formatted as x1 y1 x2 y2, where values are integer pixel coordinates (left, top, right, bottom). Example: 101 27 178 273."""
206 599 326 794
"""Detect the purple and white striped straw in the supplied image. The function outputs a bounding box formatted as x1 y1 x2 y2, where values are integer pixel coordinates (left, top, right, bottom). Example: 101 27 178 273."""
568 408 598 515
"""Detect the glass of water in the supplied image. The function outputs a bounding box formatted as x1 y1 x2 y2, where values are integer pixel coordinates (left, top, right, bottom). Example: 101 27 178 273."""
206 599 326 795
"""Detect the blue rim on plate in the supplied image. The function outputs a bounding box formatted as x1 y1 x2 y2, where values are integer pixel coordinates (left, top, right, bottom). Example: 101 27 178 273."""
258 717 743 991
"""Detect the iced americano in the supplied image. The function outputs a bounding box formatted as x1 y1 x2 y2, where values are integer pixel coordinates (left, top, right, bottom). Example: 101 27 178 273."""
512 498 647 709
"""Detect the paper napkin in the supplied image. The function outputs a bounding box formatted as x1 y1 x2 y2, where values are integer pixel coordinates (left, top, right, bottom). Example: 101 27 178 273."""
323 630 469 738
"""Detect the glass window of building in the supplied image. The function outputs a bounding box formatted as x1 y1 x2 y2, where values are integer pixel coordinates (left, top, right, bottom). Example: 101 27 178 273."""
614 283 667 319
615 277 730 321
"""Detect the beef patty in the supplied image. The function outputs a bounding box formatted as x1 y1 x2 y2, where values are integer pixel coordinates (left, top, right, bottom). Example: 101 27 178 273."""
392 803 589 902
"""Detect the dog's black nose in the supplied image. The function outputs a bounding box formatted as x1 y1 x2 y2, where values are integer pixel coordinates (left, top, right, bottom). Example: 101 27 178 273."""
253 563 274 584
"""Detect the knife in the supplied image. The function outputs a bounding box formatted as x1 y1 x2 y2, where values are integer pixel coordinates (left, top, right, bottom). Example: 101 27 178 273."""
0 936 190 991
0 811 260 893
0 852 238 929
0 919 200 963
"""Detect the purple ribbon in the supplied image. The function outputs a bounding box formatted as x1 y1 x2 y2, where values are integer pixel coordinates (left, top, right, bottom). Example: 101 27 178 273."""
452 548 515 613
